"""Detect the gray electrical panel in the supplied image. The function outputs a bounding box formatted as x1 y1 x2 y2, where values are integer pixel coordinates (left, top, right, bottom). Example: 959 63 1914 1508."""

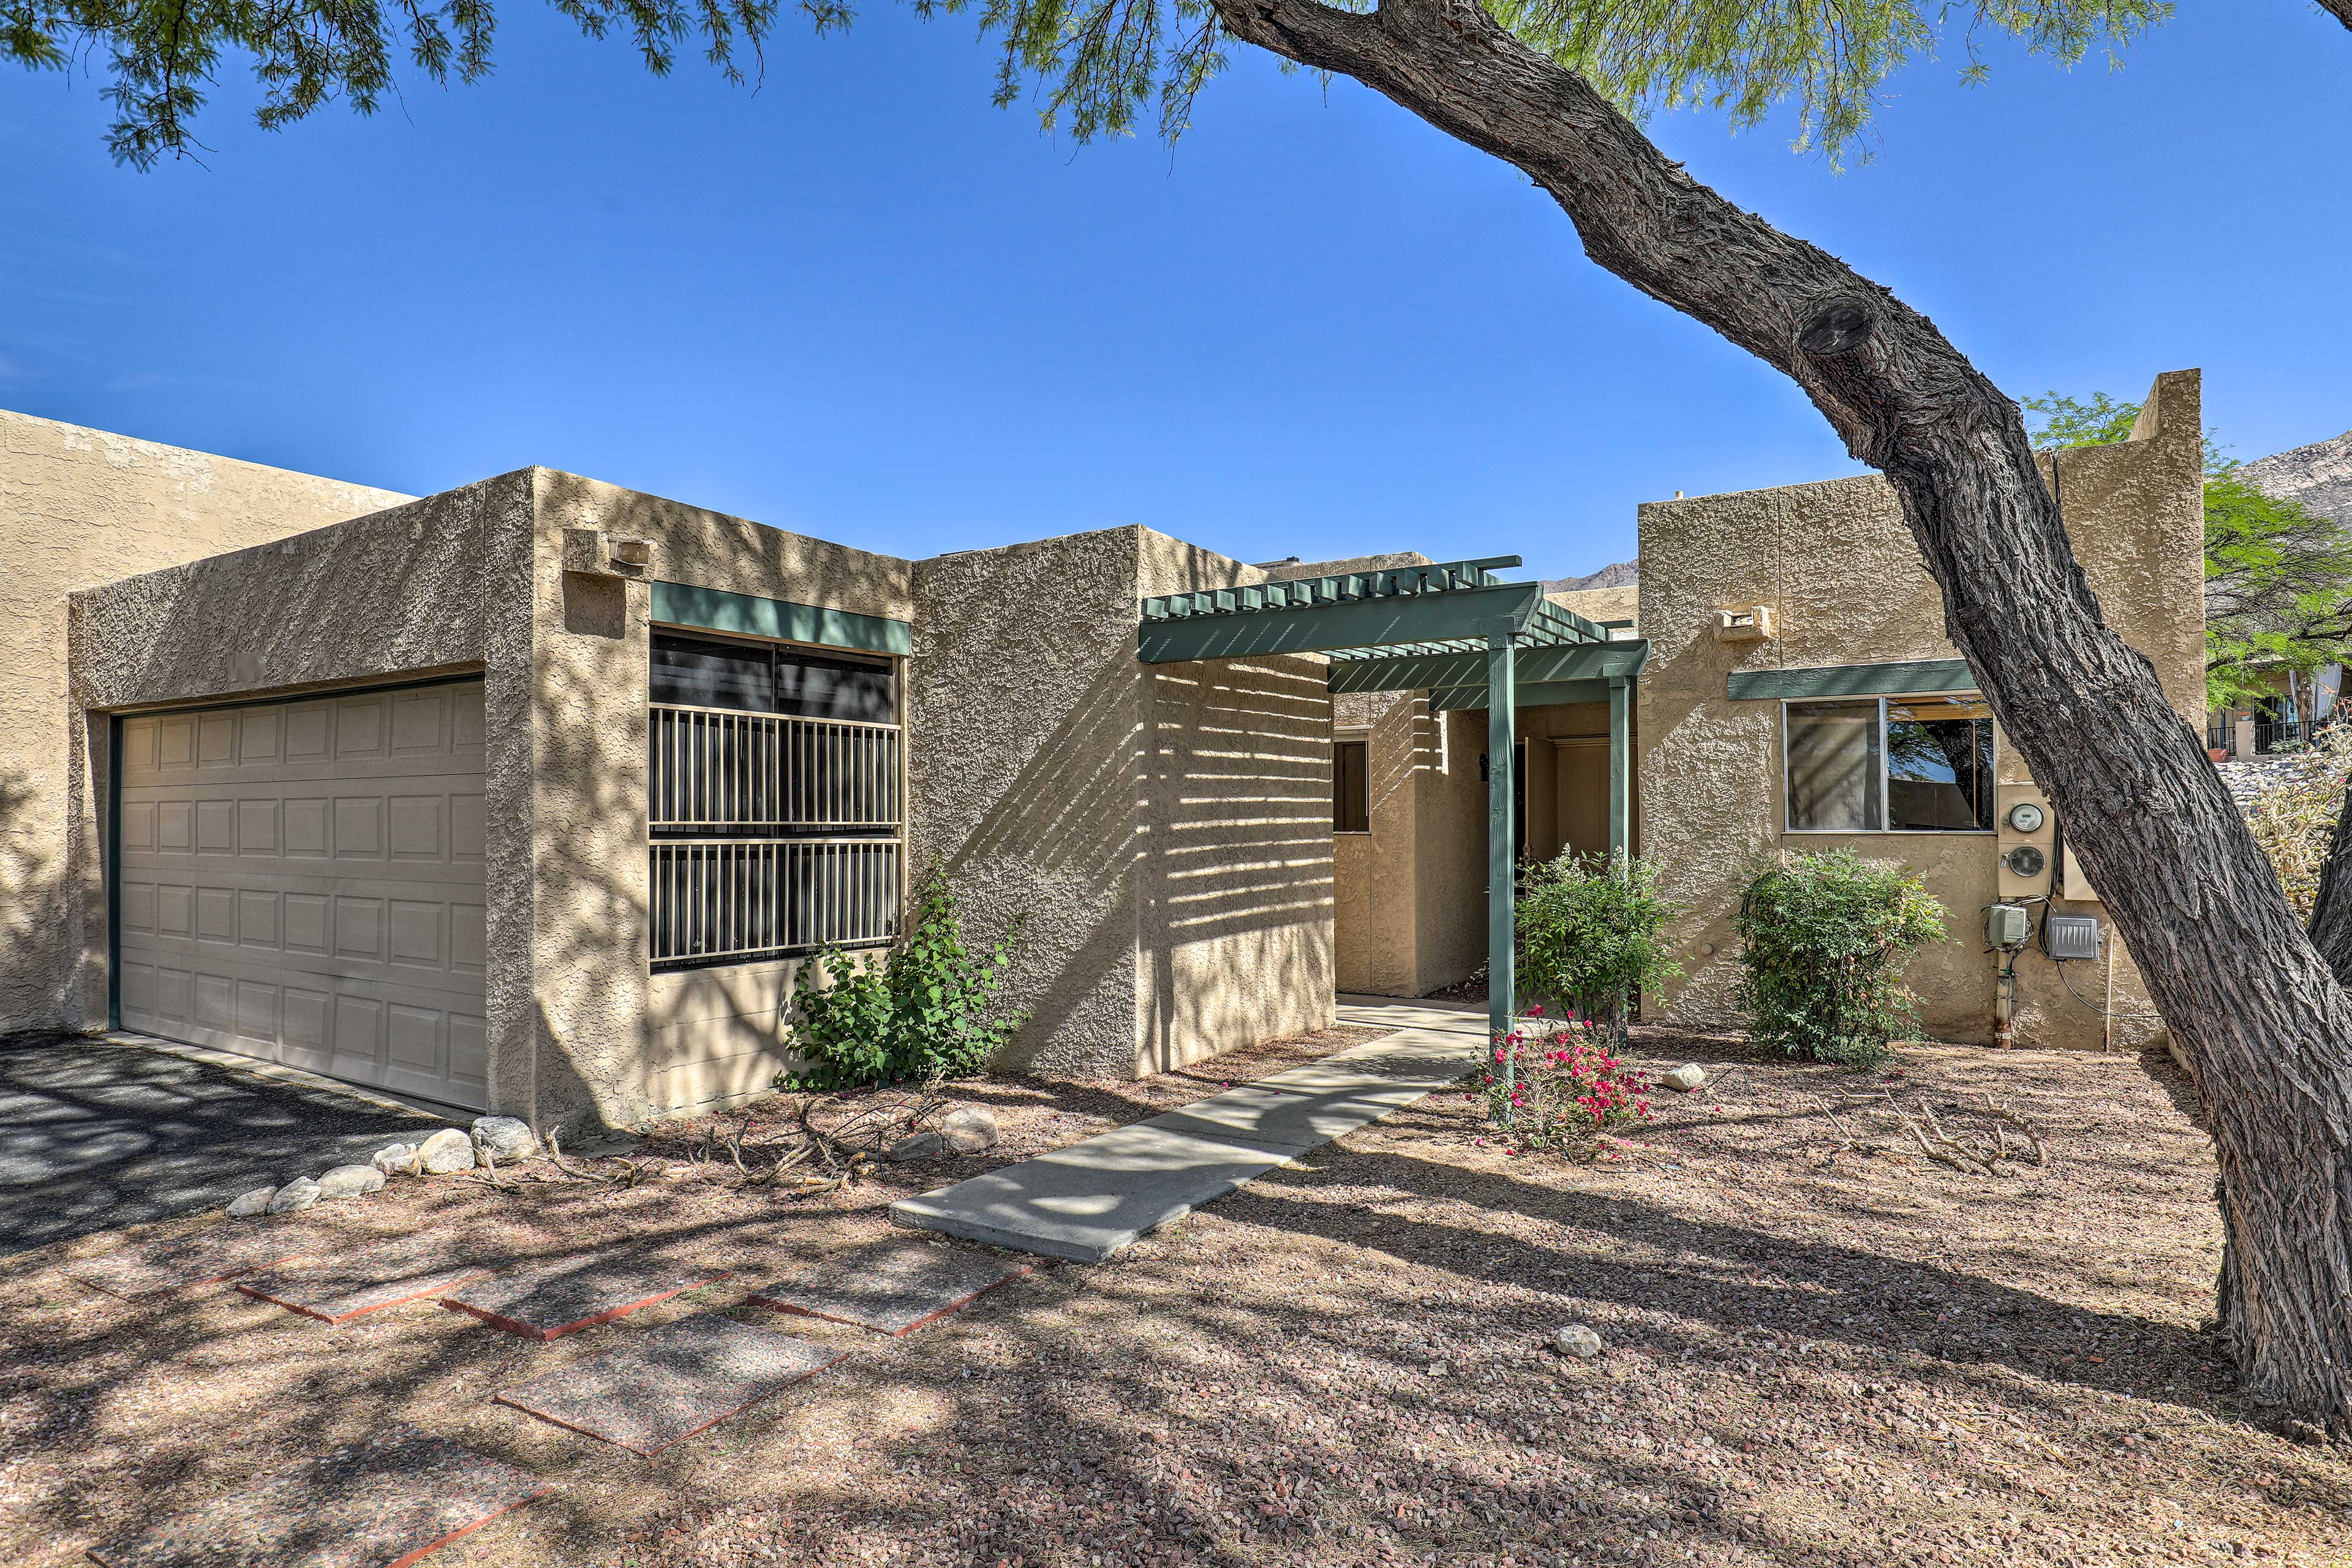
1986 903 2030 948
2045 913 2101 962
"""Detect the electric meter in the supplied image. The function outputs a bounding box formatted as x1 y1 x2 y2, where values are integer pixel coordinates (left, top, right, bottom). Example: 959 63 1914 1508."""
2003 845 2047 878
2007 801 2046 834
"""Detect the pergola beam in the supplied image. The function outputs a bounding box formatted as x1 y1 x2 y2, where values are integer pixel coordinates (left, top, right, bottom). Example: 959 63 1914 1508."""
1139 581 1580 664
1330 639 1645 694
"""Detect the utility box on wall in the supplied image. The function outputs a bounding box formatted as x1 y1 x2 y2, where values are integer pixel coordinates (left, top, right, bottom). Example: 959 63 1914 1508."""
1994 784 2057 899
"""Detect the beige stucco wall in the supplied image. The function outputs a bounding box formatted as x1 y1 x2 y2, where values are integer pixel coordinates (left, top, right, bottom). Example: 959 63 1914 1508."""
1637 368 2206 1049
1550 584 1639 631
1329 690 1494 999
1 410 414 1037
69 468 915 1130
530 472 914 1118
910 526 1335 1077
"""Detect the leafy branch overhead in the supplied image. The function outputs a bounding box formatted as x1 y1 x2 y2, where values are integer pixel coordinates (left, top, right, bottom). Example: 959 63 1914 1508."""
10 0 2171 167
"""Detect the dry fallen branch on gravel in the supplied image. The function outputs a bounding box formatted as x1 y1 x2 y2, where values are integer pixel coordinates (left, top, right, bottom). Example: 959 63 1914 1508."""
1807 1091 2050 1177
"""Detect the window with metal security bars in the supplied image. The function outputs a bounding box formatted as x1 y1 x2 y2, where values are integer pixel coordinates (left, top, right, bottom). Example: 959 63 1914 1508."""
647 629 904 970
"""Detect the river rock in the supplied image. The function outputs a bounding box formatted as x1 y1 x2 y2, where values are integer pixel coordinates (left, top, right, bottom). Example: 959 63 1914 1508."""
937 1106 1000 1153
471 1115 539 1162
417 1128 477 1174
1556 1323 1605 1359
371 1142 420 1176
889 1131 948 1161
227 1186 277 1218
1660 1063 1708 1093
267 1177 322 1214
317 1164 386 1199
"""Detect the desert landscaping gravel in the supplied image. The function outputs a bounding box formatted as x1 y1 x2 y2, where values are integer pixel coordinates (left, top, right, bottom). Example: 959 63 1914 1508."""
5 1022 2350 1567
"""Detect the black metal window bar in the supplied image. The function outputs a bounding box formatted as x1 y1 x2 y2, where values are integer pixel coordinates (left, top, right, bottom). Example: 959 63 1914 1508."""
647 631 902 970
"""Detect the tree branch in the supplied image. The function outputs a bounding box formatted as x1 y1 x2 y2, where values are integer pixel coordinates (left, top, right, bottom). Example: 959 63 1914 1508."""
2320 0 2352 37
1208 0 2352 1431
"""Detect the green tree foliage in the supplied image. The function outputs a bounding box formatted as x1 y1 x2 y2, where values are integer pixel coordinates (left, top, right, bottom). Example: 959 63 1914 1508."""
1733 849 1945 1069
2026 391 2352 710
8 0 2169 168
1513 850 1679 1043
785 865 1027 1090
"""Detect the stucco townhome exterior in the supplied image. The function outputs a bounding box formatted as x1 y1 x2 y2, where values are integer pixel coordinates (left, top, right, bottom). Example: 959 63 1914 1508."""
6 411 1333 1134
1323 369 2206 1053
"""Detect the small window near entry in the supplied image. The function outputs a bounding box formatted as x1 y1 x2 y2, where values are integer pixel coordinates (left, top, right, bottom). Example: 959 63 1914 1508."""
1886 696 1994 831
1785 700 1883 831
1333 738 1370 834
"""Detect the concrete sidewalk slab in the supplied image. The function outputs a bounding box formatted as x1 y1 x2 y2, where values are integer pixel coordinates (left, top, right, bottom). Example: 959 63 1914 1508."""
496 1315 842 1457
88 1425 549 1568
890 1122 1296 1262
1139 1077 1441 1155
889 1007 1482 1263
748 1238 1028 1335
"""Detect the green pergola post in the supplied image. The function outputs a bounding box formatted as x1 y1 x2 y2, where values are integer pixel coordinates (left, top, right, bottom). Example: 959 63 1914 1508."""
1488 633 1517 1048
1608 675 1630 862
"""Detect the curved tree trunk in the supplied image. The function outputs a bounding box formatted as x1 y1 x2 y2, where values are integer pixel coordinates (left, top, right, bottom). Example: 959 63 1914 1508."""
2322 0 2352 36
1204 0 2352 1429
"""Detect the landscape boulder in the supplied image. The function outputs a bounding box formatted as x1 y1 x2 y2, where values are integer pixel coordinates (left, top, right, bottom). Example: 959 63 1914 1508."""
1660 1063 1708 1093
317 1164 386 1199
471 1115 539 1163
889 1131 949 1161
371 1142 420 1176
227 1186 277 1218
267 1177 323 1215
936 1106 1000 1153
1556 1323 1605 1360
416 1128 477 1174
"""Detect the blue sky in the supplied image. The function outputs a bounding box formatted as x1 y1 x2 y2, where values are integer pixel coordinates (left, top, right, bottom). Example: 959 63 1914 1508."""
2 4 2347 578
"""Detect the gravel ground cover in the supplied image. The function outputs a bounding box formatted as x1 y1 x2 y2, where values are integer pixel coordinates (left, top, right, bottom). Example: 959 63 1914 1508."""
4 1022 2348 1568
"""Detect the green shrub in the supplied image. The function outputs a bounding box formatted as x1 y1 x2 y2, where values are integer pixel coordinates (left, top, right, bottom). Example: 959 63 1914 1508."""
1733 849 1945 1068
1515 851 1681 1042
783 867 1028 1090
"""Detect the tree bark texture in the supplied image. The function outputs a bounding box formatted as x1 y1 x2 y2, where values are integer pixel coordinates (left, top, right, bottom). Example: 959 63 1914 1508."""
1203 0 2352 1429
2321 0 2352 37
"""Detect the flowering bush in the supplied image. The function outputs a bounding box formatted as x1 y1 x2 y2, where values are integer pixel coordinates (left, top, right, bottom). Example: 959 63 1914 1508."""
1477 1006 1652 1153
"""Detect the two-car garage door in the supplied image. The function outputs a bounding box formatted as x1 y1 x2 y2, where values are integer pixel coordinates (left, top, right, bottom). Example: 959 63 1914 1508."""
114 680 490 1109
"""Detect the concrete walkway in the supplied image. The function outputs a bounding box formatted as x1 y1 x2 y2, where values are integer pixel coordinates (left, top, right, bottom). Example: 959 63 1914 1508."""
888 997 1487 1262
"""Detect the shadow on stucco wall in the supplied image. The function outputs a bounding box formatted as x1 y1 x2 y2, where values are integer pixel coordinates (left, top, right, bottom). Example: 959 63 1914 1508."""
1138 657 1335 1074
0 768 60 1028
929 650 1142 1075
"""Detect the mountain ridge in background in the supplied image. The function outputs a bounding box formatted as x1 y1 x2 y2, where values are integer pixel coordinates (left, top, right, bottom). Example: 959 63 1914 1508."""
1542 559 1638 595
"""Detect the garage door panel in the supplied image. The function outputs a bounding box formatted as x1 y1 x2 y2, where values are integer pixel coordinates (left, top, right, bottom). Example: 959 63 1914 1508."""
334 797 383 858
115 679 488 1110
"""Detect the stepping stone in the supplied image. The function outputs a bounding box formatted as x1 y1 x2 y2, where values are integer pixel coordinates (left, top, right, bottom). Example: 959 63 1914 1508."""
238 1240 490 1325
88 1423 549 1568
66 1224 327 1302
496 1314 842 1457
748 1239 1027 1335
440 1258 729 1341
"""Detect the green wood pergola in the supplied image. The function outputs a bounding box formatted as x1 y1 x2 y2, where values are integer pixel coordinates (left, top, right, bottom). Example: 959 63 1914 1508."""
1139 556 1651 1039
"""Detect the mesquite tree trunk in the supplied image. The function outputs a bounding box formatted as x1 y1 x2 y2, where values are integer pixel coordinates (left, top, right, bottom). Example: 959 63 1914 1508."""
1205 0 2352 1430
